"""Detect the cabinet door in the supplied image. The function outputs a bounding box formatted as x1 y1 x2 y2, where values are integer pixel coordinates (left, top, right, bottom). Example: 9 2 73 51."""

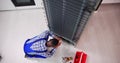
43 0 102 44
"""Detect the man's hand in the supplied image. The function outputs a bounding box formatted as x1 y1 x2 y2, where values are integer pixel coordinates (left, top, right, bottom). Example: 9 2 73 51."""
54 40 62 48
54 35 62 48
54 35 62 41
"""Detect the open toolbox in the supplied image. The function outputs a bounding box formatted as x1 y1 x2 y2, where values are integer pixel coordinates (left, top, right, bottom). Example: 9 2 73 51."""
62 51 87 63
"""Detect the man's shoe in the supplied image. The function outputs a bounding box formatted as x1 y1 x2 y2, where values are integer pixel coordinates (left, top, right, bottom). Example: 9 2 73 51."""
25 55 29 58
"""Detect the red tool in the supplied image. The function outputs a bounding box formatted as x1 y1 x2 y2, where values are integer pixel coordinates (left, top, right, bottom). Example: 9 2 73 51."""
74 51 87 63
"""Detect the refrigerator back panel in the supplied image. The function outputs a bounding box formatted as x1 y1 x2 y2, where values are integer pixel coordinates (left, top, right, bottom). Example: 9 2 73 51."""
43 0 102 44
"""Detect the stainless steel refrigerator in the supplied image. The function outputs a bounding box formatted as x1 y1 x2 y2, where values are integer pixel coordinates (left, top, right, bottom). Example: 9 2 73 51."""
43 0 102 45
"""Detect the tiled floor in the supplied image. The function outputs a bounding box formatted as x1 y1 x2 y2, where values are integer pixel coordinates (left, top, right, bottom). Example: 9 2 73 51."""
76 4 120 63
0 9 79 63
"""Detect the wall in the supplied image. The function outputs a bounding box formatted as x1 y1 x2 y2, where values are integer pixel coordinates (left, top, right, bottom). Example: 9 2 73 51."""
0 0 43 11
102 0 120 3
0 0 120 11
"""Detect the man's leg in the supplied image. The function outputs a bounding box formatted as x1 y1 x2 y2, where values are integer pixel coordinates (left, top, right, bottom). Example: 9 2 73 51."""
25 54 46 58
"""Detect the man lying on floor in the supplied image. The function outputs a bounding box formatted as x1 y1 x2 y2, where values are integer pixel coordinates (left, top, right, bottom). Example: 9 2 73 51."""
24 30 62 58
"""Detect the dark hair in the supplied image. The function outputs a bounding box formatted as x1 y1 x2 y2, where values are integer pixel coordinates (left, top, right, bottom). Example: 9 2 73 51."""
50 39 59 46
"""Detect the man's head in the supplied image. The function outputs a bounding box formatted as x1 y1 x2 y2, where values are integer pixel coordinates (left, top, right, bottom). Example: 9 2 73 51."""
46 38 59 47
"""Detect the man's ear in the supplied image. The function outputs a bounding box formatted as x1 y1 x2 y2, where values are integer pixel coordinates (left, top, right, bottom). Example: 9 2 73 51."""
58 40 62 46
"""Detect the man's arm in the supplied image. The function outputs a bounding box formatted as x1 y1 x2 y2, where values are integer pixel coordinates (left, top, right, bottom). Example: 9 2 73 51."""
53 35 62 48
46 36 62 57
46 48 56 57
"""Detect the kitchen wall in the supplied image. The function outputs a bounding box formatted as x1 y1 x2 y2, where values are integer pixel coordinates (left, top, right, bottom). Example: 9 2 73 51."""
102 0 120 3
0 0 120 11
0 0 43 11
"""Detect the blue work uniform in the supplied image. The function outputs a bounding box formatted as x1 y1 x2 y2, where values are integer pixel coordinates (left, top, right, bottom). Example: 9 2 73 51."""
24 30 55 58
